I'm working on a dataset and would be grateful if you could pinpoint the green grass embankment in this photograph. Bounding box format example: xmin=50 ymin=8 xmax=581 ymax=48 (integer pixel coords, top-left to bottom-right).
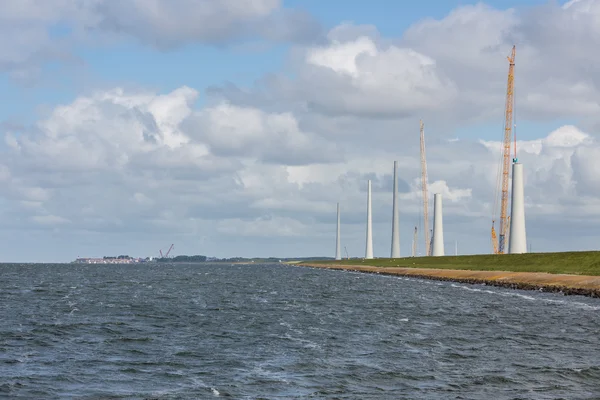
xmin=304 ymin=251 xmax=600 ymax=276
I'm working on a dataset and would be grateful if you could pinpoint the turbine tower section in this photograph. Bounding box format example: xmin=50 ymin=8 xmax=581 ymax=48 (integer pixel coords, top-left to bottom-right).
xmin=412 ymin=226 xmax=417 ymax=257
xmin=431 ymin=193 xmax=445 ymax=256
xmin=335 ymin=202 xmax=342 ymax=260
xmin=391 ymin=161 xmax=401 ymax=258
xmin=420 ymin=120 xmax=430 ymax=256
xmin=365 ymin=180 xmax=374 ymax=259
xmin=508 ymin=163 xmax=527 ymax=253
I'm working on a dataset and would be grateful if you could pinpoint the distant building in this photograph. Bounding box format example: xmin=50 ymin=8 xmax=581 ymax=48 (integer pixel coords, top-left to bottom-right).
xmin=73 ymin=257 xmax=148 ymax=264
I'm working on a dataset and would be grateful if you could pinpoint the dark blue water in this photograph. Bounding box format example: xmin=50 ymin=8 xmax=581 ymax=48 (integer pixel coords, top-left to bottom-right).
xmin=1 ymin=263 xmax=600 ymax=399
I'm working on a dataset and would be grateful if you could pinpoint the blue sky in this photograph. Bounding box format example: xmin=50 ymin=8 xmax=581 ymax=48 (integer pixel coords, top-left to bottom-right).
xmin=0 ymin=0 xmax=598 ymax=262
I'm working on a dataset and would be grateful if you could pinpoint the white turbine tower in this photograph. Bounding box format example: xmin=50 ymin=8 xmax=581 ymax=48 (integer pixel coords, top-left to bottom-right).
xmin=391 ymin=161 xmax=400 ymax=258
xmin=335 ymin=202 xmax=341 ymax=260
xmin=365 ymin=180 xmax=374 ymax=259
xmin=508 ymin=162 xmax=527 ymax=253
xmin=431 ymin=193 xmax=445 ymax=256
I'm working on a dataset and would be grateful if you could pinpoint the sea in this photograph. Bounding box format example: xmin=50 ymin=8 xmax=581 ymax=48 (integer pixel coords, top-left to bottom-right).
xmin=1 ymin=262 xmax=600 ymax=399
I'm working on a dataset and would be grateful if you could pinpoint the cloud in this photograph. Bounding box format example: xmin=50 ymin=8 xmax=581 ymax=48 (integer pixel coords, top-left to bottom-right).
xmin=217 ymin=215 xmax=308 ymax=237
xmin=401 ymin=1 xmax=600 ymax=122
xmin=0 ymin=0 xmax=95 ymax=82
xmin=93 ymin=0 xmax=322 ymax=49
xmin=183 ymin=102 xmax=340 ymax=165
xmin=257 ymin=23 xmax=458 ymax=119
xmin=6 ymin=86 xmax=199 ymax=171
xmin=0 ymin=0 xmax=322 ymax=83
xmin=31 ymin=214 xmax=71 ymax=225
xmin=3 ymin=84 xmax=600 ymax=259
xmin=1 ymin=86 xmax=339 ymax=237
xmin=212 ymin=1 xmax=600 ymax=130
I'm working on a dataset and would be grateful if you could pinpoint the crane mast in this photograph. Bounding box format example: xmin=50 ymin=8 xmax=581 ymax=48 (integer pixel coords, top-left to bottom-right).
xmin=419 ymin=120 xmax=430 ymax=256
xmin=492 ymin=45 xmax=516 ymax=254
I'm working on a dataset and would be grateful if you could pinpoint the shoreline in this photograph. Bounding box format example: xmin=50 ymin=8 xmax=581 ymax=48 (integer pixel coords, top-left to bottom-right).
xmin=299 ymin=263 xmax=600 ymax=298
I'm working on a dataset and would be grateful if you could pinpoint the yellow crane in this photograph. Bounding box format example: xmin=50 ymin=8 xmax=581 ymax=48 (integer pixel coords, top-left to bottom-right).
xmin=420 ymin=120 xmax=430 ymax=256
xmin=492 ymin=45 xmax=516 ymax=254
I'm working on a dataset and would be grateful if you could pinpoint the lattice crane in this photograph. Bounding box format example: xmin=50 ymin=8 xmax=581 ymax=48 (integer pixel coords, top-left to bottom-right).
xmin=420 ymin=120 xmax=430 ymax=256
xmin=492 ymin=45 xmax=516 ymax=254
xmin=160 ymin=244 xmax=174 ymax=258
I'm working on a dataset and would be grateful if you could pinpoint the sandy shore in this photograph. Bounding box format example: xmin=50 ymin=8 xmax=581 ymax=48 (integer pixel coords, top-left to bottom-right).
xmin=299 ymin=263 xmax=600 ymax=298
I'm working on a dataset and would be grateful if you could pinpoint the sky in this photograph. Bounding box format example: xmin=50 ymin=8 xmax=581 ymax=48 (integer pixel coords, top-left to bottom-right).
xmin=1 ymin=0 xmax=599 ymax=262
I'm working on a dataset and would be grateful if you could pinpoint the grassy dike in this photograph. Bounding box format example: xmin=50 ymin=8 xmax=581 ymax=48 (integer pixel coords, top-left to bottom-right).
xmin=298 ymin=251 xmax=600 ymax=298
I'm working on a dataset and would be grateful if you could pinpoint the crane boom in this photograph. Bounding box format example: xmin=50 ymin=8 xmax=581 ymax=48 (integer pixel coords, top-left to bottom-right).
xmin=499 ymin=45 xmax=516 ymax=254
xmin=165 ymin=244 xmax=174 ymax=258
xmin=492 ymin=45 xmax=516 ymax=254
xmin=420 ymin=120 xmax=430 ymax=256
xmin=491 ymin=225 xmax=498 ymax=254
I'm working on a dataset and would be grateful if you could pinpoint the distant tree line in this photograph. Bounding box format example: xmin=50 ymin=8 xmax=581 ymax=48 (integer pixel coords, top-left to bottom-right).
xmin=153 ymin=255 xmax=333 ymax=263
xmin=103 ymin=255 xmax=131 ymax=259
xmin=211 ymin=256 xmax=334 ymax=262
xmin=156 ymin=255 xmax=207 ymax=263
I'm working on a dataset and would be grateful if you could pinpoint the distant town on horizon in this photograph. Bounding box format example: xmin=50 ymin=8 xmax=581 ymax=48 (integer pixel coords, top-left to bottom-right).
xmin=72 ymin=255 xmax=336 ymax=264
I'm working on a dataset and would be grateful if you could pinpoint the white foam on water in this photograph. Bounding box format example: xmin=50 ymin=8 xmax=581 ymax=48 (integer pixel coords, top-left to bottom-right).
xmin=448 ymin=282 xmax=600 ymax=310
xmin=538 ymin=298 xmax=600 ymax=311
xmin=338 ymin=268 xmax=600 ymax=310
xmin=506 ymin=292 xmax=537 ymax=301
xmin=250 ymin=294 xmax=269 ymax=304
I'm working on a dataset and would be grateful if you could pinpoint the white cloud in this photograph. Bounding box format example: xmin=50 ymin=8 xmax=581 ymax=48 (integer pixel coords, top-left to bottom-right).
xmin=0 ymin=87 xmax=340 ymax=240
xmin=94 ymin=0 xmax=283 ymax=48
xmin=186 ymin=103 xmax=339 ymax=165
xmin=307 ymin=35 xmax=378 ymax=77
xmin=210 ymin=1 xmax=600 ymax=130
xmin=0 ymin=0 xmax=321 ymax=83
xmin=31 ymin=214 xmax=71 ymax=225
xmin=8 ymin=86 xmax=199 ymax=172
xmin=401 ymin=1 xmax=600 ymax=122
xmin=0 ymin=0 xmax=95 ymax=81
xmin=279 ymin=25 xmax=458 ymax=118
xmin=217 ymin=215 xmax=308 ymax=237
xmin=3 ymin=83 xmax=600 ymax=259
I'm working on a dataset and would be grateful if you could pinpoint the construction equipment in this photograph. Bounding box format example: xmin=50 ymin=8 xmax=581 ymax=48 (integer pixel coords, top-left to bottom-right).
xmin=420 ymin=119 xmax=430 ymax=256
xmin=160 ymin=244 xmax=174 ymax=258
xmin=492 ymin=45 xmax=516 ymax=254
xmin=344 ymin=246 xmax=349 ymax=259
